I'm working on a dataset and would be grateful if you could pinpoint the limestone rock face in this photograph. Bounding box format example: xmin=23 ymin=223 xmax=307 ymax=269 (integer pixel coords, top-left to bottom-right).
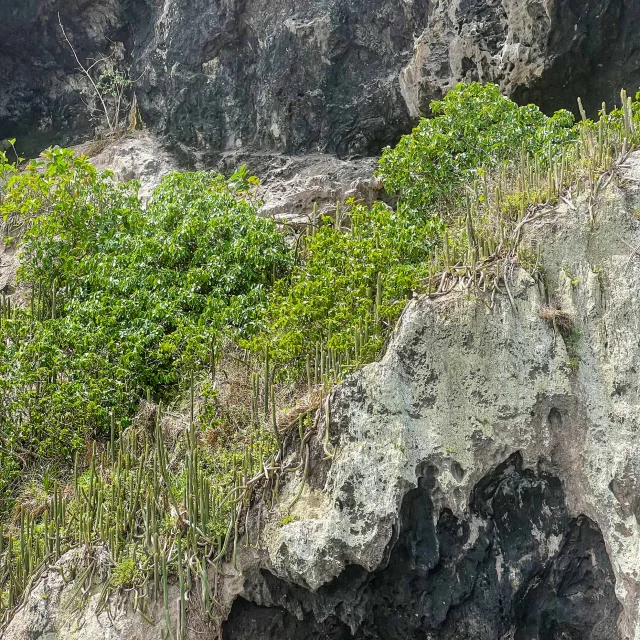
xmin=8 ymin=155 xmax=640 ymax=639
xmin=78 ymin=132 xmax=381 ymax=220
xmin=222 ymin=155 xmax=640 ymax=640
xmin=78 ymin=132 xmax=179 ymax=203
xmin=1 ymin=548 xmax=176 ymax=640
xmin=2 ymin=0 xmax=640 ymax=159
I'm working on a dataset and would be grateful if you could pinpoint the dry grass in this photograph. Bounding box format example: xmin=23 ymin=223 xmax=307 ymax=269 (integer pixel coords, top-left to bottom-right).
xmin=134 ymin=343 xmax=321 ymax=459
xmin=8 ymin=473 xmax=74 ymax=526
xmin=539 ymin=304 xmax=574 ymax=333
xmin=80 ymin=129 xmax=126 ymax=158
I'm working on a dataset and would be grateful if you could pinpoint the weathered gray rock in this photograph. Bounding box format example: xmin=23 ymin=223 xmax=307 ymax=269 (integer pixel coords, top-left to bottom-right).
xmin=222 ymin=154 xmax=640 ymax=639
xmin=253 ymin=154 xmax=381 ymax=222
xmin=2 ymin=548 xmax=171 ymax=640
xmin=3 ymin=0 xmax=640 ymax=159
xmin=9 ymin=154 xmax=640 ymax=639
xmin=79 ymin=132 xmax=179 ymax=203
xmin=80 ymin=132 xmax=381 ymax=221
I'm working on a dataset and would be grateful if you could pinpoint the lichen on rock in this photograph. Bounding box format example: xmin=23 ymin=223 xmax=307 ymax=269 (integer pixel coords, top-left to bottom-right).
xmin=220 ymin=154 xmax=640 ymax=639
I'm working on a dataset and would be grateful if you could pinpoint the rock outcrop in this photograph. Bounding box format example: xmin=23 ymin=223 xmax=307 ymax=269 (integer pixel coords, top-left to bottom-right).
xmin=77 ymin=132 xmax=179 ymax=202
xmin=77 ymin=132 xmax=381 ymax=220
xmin=7 ymin=154 xmax=640 ymax=639
xmin=220 ymin=154 xmax=640 ymax=639
xmin=3 ymin=0 xmax=640 ymax=160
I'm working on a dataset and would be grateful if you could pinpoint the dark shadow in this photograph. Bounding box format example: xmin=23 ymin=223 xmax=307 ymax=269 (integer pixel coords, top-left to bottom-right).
xmin=223 ymin=453 xmax=621 ymax=639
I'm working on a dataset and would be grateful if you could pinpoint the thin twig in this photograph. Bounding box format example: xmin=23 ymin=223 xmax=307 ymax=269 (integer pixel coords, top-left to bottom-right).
xmin=58 ymin=13 xmax=113 ymax=132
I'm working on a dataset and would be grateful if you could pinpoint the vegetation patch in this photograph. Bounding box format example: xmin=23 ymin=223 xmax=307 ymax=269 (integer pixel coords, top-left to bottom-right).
xmin=378 ymin=82 xmax=577 ymax=214
xmin=539 ymin=305 xmax=575 ymax=334
xmin=1 ymin=82 xmax=639 ymax=635
xmin=0 ymin=153 xmax=289 ymax=504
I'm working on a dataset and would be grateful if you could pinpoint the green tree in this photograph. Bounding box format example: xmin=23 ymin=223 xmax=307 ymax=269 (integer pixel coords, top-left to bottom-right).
xmin=0 ymin=150 xmax=291 ymax=503
xmin=378 ymin=82 xmax=577 ymax=214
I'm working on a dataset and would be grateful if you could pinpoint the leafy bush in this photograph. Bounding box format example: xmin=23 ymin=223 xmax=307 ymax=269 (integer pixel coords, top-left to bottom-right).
xmin=378 ymin=82 xmax=578 ymax=213
xmin=250 ymin=202 xmax=442 ymax=376
xmin=251 ymin=83 xmax=579 ymax=376
xmin=0 ymin=150 xmax=290 ymax=503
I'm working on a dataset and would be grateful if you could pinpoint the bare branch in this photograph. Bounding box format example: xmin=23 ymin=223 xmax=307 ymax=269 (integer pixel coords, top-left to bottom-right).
xmin=58 ymin=13 xmax=113 ymax=132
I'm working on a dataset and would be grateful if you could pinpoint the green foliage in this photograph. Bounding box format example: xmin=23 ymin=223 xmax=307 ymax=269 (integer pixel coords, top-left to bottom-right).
xmin=110 ymin=555 xmax=138 ymax=589
xmin=96 ymin=69 xmax=133 ymax=101
xmin=378 ymin=82 xmax=578 ymax=213
xmin=564 ymin=327 xmax=582 ymax=372
xmin=0 ymin=150 xmax=290 ymax=505
xmin=250 ymin=201 xmax=442 ymax=375
xmin=0 ymin=148 xmax=17 ymax=184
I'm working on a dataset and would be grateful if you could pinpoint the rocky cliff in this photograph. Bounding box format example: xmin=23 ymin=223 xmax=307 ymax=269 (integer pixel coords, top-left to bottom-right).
xmin=4 ymin=2 xmax=640 ymax=639
xmin=3 ymin=0 xmax=640 ymax=160
xmin=222 ymin=155 xmax=640 ymax=639
xmin=6 ymin=151 xmax=640 ymax=640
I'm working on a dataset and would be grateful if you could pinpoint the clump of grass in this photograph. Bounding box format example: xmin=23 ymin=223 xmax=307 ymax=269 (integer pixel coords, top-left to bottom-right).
xmin=540 ymin=305 xmax=575 ymax=334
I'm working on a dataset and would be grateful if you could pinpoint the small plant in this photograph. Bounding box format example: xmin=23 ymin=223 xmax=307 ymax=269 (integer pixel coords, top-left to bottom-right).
xmin=562 ymin=265 xmax=581 ymax=288
xmin=592 ymin=265 xmax=605 ymax=291
xmin=566 ymin=356 xmax=580 ymax=371
xmin=110 ymin=556 xmax=137 ymax=589
xmin=564 ymin=327 xmax=583 ymax=371
xmin=58 ymin=14 xmax=136 ymax=137
xmin=539 ymin=305 xmax=582 ymax=370
xmin=540 ymin=304 xmax=575 ymax=334
xmin=278 ymin=514 xmax=298 ymax=527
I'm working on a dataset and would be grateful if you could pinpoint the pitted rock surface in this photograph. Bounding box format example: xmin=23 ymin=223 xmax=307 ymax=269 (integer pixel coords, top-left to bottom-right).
xmin=225 ymin=455 xmax=620 ymax=639
xmin=3 ymin=0 xmax=640 ymax=159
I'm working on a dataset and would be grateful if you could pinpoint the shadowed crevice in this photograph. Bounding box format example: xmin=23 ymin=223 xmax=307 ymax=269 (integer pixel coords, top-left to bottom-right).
xmin=223 ymin=453 xmax=621 ymax=639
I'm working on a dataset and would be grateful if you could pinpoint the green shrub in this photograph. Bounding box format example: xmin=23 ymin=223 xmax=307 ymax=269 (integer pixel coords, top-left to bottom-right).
xmin=249 ymin=201 xmax=442 ymax=375
xmin=0 ymin=150 xmax=291 ymax=506
xmin=378 ymin=82 xmax=578 ymax=214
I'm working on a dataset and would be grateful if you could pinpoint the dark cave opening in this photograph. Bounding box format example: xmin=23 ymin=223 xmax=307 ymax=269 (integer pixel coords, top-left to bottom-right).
xmin=223 ymin=453 xmax=621 ymax=640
